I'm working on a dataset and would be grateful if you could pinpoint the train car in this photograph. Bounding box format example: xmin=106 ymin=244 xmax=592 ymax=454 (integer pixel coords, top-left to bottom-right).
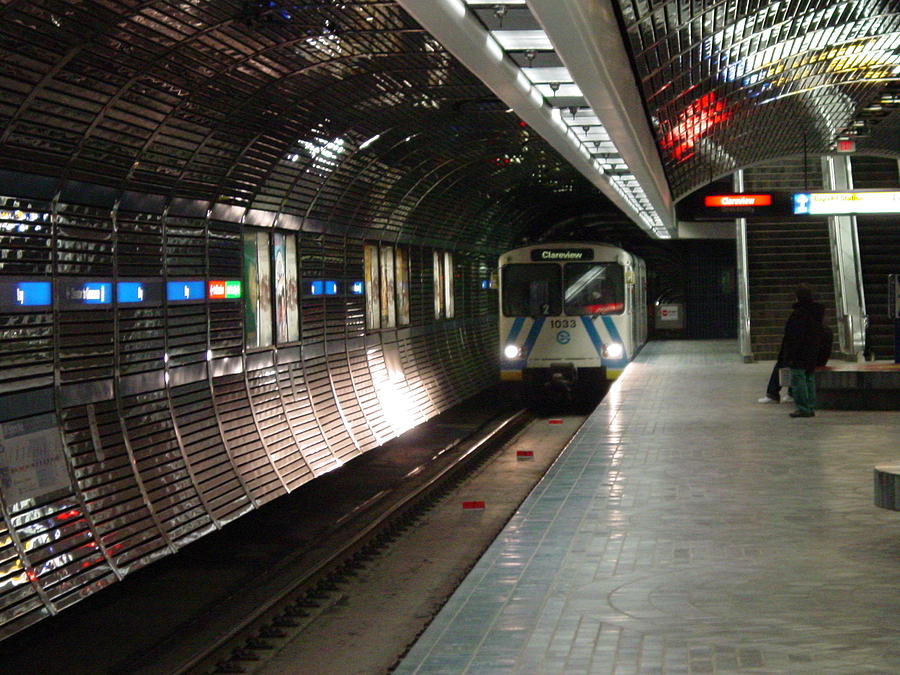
xmin=498 ymin=242 xmax=647 ymax=399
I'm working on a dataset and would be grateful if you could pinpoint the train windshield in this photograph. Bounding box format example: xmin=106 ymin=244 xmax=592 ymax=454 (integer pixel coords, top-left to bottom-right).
xmin=501 ymin=264 xmax=562 ymax=316
xmin=564 ymin=263 xmax=625 ymax=315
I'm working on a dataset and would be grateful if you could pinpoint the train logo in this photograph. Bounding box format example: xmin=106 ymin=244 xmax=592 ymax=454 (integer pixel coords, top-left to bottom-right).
xmin=556 ymin=330 xmax=571 ymax=344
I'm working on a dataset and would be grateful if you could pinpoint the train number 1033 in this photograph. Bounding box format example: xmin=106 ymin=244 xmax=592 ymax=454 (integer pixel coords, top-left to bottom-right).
xmin=549 ymin=319 xmax=577 ymax=328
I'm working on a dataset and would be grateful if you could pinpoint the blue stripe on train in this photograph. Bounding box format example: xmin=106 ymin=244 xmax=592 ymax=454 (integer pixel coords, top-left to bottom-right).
xmin=601 ymin=315 xmax=623 ymax=346
xmin=523 ymin=317 xmax=545 ymax=357
xmin=580 ymin=316 xmax=604 ymax=357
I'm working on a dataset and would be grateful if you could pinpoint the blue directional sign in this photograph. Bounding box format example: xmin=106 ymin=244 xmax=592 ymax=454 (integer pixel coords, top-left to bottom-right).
xmin=58 ymin=280 xmax=113 ymax=308
xmin=5 ymin=281 xmax=52 ymax=309
xmin=80 ymin=282 xmax=112 ymax=304
xmin=310 ymin=280 xmax=339 ymax=296
xmin=118 ymin=282 xmax=146 ymax=303
xmin=166 ymin=280 xmax=206 ymax=302
xmin=350 ymin=281 xmax=364 ymax=295
xmin=793 ymin=193 xmax=811 ymax=215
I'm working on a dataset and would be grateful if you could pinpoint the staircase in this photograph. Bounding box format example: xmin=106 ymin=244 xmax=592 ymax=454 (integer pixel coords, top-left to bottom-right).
xmin=746 ymin=218 xmax=837 ymax=360
xmin=742 ymin=160 xmax=836 ymax=361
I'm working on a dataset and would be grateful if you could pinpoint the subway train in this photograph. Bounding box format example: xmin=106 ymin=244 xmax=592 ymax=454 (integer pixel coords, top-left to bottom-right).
xmin=498 ymin=243 xmax=647 ymax=400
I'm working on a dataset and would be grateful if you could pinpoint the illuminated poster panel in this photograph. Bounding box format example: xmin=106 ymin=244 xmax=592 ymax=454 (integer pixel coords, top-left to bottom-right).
xmin=256 ymin=231 xmax=272 ymax=347
xmin=793 ymin=191 xmax=900 ymax=215
xmin=272 ymin=232 xmax=299 ymax=344
xmin=0 ymin=413 xmax=72 ymax=507
xmin=0 ymin=280 xmax=52 ymax=310
xmin=243 ymin=233 xmax=260 ymax=347
xmin=364 ymin=244 xmax=380 ymax=330
xmin=396 ymin=247 xmax=410 ymax=326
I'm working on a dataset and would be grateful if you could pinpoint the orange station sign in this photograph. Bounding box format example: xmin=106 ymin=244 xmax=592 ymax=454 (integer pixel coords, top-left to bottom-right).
xmin=704 ymin=194 xmax=772 ymax=207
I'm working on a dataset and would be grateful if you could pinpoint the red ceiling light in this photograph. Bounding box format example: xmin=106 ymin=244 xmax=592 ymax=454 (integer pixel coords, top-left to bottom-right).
xmin=661 ymin=92 xmax=732 ymax=162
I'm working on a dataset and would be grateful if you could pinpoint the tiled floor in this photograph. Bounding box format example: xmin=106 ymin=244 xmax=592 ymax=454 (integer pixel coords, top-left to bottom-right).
xmin=396 ymin=340 xmax=900 ymax=674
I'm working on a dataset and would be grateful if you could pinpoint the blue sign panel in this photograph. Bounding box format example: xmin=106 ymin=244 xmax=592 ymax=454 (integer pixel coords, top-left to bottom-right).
xmin=12 ymin=281 xmax=52 ymax=307
xmin=310 ymin=280 xmax=339 ymax=296
xmin=81 ymin=282 xmax=112 ymax=304
xmin=167 ymin=281 xmax=206 ymax=302
xmin=58 ymin=280 xmax=113 ymax=308
xmin=793 ymin=193 xmax=811 ymax=215
xmin=118 ymin=282 xmax=145 ymax=303
xmin=350 ymin=281 xmax=364 ymax=295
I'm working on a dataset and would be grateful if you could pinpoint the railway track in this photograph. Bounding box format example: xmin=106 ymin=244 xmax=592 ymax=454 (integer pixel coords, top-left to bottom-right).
xmin=181 ymin=408 xmax=533 ymax=674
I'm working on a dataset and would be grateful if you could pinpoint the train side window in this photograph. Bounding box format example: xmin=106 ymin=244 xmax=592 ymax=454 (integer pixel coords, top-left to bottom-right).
xmin=563 ymin=263 xmax=624 ymax=315
xmin=501 ymin=264 xmax=562 ymax=317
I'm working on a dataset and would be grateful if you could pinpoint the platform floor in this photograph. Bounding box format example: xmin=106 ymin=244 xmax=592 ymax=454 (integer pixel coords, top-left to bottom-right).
xmin=396 ymin=340 xmax=900 ymax=674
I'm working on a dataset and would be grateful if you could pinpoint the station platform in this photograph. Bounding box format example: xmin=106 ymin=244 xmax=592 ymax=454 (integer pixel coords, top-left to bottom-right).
xmin=396 ymin=340 xmax=900 ymax=674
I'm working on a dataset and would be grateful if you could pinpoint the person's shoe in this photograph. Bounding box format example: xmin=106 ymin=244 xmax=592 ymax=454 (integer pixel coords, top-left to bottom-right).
xmin=789 ymin=411 xmax=815 ymax=418
xmin=758 ymin=396 xmax=778 ymax=403
xmin=782 ymin=394 xmax=794 ymax=403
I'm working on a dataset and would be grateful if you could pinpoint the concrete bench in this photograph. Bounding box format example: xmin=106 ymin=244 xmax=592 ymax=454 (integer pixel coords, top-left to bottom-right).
xmin=816 ymin=363 xmax=900 ymax=410
xmin=874 ymin=464 xmax=900 ymax=511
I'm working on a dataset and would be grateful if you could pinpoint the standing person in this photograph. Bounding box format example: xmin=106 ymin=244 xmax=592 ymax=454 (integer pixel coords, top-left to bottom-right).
xmin=780 ymin=283 xmax=826 ymax=418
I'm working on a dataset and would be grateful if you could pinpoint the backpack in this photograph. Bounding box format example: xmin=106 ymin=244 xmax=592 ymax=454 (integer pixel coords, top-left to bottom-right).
xmin=817 ymin=325 xmax=833 ymax=366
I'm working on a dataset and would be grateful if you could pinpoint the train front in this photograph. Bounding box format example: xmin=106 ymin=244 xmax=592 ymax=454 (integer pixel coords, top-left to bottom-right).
xmin=498 ymin=245 xmax=636 ymax=401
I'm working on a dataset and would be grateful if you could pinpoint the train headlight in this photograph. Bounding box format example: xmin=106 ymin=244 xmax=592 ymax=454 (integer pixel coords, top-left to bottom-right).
xmin=603 ymin=342 xmax=624 ymax=359
xmin=503 ymin=344 xmax=521 ymax=359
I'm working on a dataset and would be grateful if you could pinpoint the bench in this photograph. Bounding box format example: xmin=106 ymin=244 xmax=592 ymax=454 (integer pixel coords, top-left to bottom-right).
xmin=874 ymin=464 xmax=900 ymax=511
xmin=815 ymin=363 xmax=900 ymax=410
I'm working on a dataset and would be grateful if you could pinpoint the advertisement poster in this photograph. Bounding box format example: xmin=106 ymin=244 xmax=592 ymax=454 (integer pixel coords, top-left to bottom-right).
xmin=273 ymin=232 xmax=293 ymax=344
xmin=0 ymin=413 xmax=71 ymax=507
xmin=256 ymin=231 xmax=272 ymax=347
xmin=243 ymin=234 xmax=259 ymax=347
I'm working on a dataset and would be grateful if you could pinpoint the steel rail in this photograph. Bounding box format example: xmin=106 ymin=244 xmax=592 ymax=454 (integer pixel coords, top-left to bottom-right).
xmin=167 ymin=407 xmax=532 ymax=674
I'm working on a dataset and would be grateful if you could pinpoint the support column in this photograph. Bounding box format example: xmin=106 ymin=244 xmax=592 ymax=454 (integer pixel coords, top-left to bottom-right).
xmin=733 ymin=170 xmax=753 ymax=362
xmin=821 ymin=155 xmax=867 ymax=360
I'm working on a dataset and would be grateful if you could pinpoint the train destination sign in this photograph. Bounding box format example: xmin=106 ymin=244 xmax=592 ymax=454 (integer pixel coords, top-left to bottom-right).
xmin=0 ymin=280 xmax=52 ymax=310
xmin=793 ymin=190 xmax=900 ymax=215
xmin=530 ymin=248 xmax=594 ymax=261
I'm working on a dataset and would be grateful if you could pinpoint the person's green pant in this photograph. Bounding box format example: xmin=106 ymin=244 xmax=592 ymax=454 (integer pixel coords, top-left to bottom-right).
xmin=790 ymin=368 xmax=816 ymax=415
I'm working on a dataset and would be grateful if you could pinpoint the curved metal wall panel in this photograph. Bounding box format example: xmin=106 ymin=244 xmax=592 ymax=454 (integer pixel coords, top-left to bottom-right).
xmin=0 ymin=182 xmax=505 ymax=638
xmin=0 ymin=0 xmax=630 ymax=639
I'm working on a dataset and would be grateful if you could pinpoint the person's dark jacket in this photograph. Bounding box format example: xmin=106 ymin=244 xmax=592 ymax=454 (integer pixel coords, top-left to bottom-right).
xmin=779 ymin=299 xmax=826 ymax=372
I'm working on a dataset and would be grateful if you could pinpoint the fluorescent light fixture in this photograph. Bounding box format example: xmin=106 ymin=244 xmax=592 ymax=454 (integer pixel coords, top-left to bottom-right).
xmin=491 ymin=30 xmax=553 ymax=51
xmin=359 ymin=133 xmax=382 ymax=150
xmin=535 ymin=82 xmax=583 ymax=98
xmin=522 ymin=67 xmax=573 ymax=83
